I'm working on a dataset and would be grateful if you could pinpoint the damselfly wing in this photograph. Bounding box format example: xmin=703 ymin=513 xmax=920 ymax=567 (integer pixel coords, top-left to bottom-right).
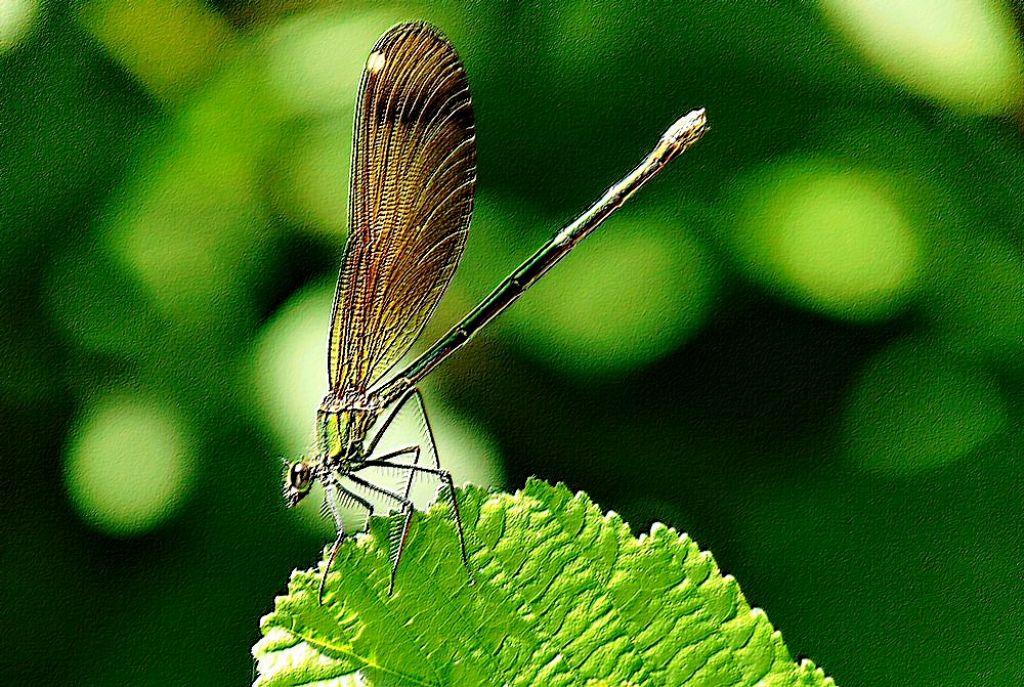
xmin=329 ymin=23 xmax=475 ymax=397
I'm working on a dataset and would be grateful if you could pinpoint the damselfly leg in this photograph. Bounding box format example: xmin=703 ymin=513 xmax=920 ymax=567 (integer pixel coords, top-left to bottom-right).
xmin=346 ymin=473 xmax=416 ymax=595
xmin=360 ymin=458 xmax=472 ymax=585
xmin=318 ymin=483 xmax=374 ymax=603
xmin=348 ymin=388 xmax=471 ymax=593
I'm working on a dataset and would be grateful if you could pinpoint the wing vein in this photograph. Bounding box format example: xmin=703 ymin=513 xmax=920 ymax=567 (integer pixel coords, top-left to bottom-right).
xmin=327 ymin=23 xmax=476 ymax=392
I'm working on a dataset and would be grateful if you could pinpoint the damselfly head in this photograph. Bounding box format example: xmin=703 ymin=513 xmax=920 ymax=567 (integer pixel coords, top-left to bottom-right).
xmin=283 ymin=459 xmax=314 ymax=507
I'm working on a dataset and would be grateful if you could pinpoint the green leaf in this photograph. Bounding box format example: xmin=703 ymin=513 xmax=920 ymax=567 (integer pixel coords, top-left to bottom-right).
xmin=254 ymin=480 xmax=836 ymax=686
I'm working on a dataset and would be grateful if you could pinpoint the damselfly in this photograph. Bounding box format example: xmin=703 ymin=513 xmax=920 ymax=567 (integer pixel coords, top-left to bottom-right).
xmin=282 ymin=22 xmax=708 ymax=601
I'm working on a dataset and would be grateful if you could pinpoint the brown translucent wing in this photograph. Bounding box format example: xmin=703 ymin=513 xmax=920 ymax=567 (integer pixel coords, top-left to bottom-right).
xmin=328 ymin=22 xmax=476 ymax=393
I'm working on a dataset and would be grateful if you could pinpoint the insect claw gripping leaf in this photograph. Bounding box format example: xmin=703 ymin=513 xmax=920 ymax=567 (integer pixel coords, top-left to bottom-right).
xmin=443 ymin=474 xmax=473 ymax=585
xmin=388 ymin=503 xmax=414 ymax=595
xmin=318 ymin=534 xmax=344 ymax=605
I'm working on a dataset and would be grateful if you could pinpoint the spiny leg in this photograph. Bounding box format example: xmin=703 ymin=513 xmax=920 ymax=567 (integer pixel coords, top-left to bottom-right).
xmin=402 ymin=445 xmax=423 ymax=501
xmin=358 ymin=459 xmax=472 ymax=585
xmin=392 ymin=394 xmax=471 ymax=582
xmin=318 ymin=483 xmax=373 ymax=604
xmin=362 ymin=386 xmax=418 ymax=457
xmin=401 ymin=391 xmax=442 ymax=501
xmin=364 ymin=387 xmax=440 ymax=501
xmin=361 ymin=445 xmax=422 ymax=501
xmin=347 ymin=473 xmax=414 ymax=595
xmin=318 ymin=485 xmax=345 ymax=604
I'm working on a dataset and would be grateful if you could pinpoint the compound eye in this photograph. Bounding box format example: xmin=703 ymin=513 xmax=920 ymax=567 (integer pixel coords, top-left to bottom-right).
xmin=289 ymin=462 xmax=311 ymax=492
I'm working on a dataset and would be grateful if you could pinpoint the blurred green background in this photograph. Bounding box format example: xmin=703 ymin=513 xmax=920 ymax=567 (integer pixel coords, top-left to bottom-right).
xmin=3 ymin=0 xmax=1022 ymax=684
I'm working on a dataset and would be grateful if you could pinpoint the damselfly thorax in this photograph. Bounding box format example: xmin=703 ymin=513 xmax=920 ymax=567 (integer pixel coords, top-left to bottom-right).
xmin=315 ymin=391 xmax=379 ymax=465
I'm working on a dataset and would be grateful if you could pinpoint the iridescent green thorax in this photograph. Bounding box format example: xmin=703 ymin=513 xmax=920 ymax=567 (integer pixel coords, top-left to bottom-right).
xmin=316 ymin=396 xmax=377 ymax=472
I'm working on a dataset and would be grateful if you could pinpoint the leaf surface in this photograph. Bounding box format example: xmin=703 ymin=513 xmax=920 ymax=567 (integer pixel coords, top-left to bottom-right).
xmin=254 ymin=480 xmax=836 ymax=687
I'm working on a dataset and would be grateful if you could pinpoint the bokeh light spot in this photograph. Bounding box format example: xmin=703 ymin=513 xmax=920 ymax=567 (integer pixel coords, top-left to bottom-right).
xmin=821 ymin=0 xmax=1024 ymax=114
xmin=105 ymin=58 xmax=276 ymax=323
xmin=268 ymin=118 xmax=350 ymax=237
xmin=843 ymin=338 xmax=1007 ymax=474
xmin=506 ymin=216 xmax=717 ymax=377
xmin=251 ymin=281 xmax=334 ymax=456
xmin=65 ymin=395 xmax=196 ymax=536
xmin=79 ymin=0 xmax=232 ymax=100
xmin=734 ymin=161 xmax=920 ymax=321
xmin=0 ymin=0 xmax=37 ymax=52
xmin=264 ymin=10 xmax=404 ymax=116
